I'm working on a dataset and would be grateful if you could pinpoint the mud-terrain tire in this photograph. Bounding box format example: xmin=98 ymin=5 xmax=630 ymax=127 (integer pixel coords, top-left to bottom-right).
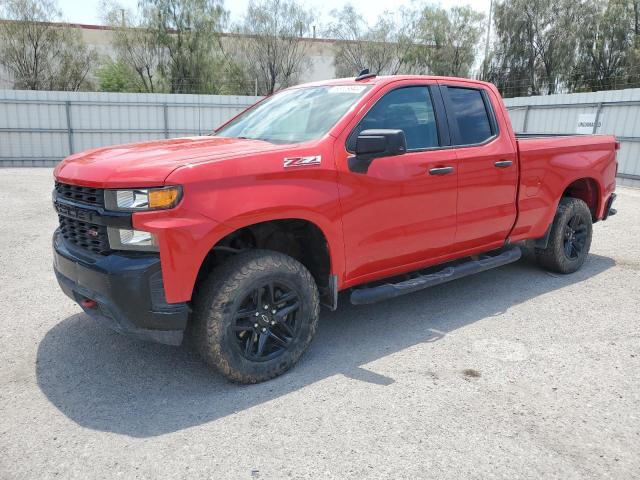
xmin=535 ymin=197 xmax=593 ymax=274
xmin=191 ymin=250 xmax=320 ymax=383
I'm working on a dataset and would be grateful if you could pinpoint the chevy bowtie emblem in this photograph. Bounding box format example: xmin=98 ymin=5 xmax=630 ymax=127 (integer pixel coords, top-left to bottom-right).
xmin=283 ymin=155 xmax=321 ymax=168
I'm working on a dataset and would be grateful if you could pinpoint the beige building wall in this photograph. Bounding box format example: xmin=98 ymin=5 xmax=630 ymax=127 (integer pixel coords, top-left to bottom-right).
xmin=303 ymin=40 xmax=339 ymax=82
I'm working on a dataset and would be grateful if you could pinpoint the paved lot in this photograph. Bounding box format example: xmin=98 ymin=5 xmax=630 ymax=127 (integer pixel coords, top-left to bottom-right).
xmin=0 ymin=168 xmax=639 ymax=479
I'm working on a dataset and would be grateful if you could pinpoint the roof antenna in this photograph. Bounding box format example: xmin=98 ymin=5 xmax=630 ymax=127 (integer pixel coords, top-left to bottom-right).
xmin=355 ymin=68 xmax=376 ymax=81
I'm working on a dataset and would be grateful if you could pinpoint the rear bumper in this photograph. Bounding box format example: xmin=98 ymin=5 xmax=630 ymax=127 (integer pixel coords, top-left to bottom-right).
xmin=53 ymin=231 xmax=188 ymax=345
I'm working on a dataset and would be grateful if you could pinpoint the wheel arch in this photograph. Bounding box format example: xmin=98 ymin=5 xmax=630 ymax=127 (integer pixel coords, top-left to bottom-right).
xmin=560 ymin=176 xmax=602 ymax=221
xmin=195 ymin=215 xmax=341 ymax=308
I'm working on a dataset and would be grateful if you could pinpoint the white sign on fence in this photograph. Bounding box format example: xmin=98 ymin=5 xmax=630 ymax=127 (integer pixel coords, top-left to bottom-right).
xmin=576 ymin=113 xmax=601 ymax=134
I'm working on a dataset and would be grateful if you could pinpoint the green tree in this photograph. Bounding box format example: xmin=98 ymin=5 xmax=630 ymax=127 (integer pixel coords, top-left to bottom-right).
xmin=142 ymin=0 xmax=228 ymax=94
xmin=100 ymin=0 xmax=165 ymax=92
xmin=571 ymin=0 xmax=637 ymax=92
xmin=215 ymin=58 xmax=254 ymax=95
xmin=632 ymin=0 xmax=640 ymax=85
xmin=97 ymin=58 xmax=144 ymax=92
xmin=235 ymin=0 xmax=315 ymax=95
xmin=488 ymin=0 xmax=583 ymax=97
xmin=416 ymin=5 xmax=485 ymax=77
xmin=326 ymin=5 xmax=423 ymax=78
xmin=0 ymin=0 xmax=96 ymax=91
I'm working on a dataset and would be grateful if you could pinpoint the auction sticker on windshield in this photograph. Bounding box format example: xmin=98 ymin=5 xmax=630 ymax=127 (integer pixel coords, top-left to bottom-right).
xmin=328 ymin=86 xmax=368 ymax=94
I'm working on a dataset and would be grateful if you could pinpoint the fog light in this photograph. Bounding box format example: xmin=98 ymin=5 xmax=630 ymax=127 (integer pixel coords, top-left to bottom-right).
xmin=107 ymin=227 xmax=158 ymax=252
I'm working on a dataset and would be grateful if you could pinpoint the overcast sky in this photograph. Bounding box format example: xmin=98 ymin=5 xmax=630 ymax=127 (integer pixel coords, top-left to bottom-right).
xmin=57 ymin=0 xmax=492 ymax=29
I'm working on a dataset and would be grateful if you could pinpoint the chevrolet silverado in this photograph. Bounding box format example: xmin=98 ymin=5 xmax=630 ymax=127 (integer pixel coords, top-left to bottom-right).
xmin=52 ymin=74 xmax=618 ymax=383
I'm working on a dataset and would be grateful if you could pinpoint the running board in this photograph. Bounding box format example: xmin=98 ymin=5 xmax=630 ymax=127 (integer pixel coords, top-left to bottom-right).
xmin=350 ymin=247 xmax=522 ymax=305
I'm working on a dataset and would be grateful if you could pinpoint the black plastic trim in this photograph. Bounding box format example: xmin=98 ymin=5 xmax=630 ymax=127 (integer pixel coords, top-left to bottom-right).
xmin=355 ymin=72 xmax=377 ymax=81
xmin=54 ymin=194 xmax=132 ymax=228
xmin=533 ymin=224 xmax=553 ymax=249
xmin=430 ymin=85 xmax=451 ymax=147
xmin=603 ymin=193 xmax=617 ymax=220
xmin=53 ymin=231 xmax=188 ymax=345
xmin=350 ymin=247 xmax=522 ymax=305
xmin=321 ymin=274 xmax=339 ymax=311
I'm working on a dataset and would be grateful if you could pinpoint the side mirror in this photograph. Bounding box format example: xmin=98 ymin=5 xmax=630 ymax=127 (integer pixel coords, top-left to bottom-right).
xmin=350 ymin=129 xmax=407 ymax=173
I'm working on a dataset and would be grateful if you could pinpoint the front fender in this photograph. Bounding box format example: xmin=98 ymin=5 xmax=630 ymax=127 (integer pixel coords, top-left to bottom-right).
xmin=137 ymin=152 xmax=345 ymax=303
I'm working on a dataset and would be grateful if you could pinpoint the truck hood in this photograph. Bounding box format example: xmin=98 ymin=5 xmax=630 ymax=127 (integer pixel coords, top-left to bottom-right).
xmin=54 ymin=136 xmax=287 ymax=187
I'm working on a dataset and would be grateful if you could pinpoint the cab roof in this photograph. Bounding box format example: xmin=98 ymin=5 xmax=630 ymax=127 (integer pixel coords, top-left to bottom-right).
xmin=293 ymin=75 xmax=493 ymax=90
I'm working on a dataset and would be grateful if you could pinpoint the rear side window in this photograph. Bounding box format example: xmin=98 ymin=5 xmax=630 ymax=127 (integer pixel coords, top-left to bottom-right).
xmin=348 ymin=86 xmax=439 ymax=151
xmin=446 ymin=87 xmax=494 ymax=145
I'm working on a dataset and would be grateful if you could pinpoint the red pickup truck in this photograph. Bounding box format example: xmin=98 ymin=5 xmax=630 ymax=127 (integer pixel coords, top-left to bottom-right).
xmin=53 ymin=74 xmax=618 ymax=383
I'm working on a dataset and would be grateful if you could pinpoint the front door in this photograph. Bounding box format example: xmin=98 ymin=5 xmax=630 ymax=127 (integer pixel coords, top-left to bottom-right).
xmin=335 ymin=83 xmax=458 ymax=284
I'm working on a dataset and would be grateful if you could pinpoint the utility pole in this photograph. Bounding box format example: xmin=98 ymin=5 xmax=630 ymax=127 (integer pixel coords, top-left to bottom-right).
xmin=482 ymin=0 xmax=494 ymax=80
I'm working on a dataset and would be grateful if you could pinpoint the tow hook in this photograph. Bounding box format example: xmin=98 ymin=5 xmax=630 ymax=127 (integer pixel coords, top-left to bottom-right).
xmin=80 ymin=298 xmax=98 ymax=309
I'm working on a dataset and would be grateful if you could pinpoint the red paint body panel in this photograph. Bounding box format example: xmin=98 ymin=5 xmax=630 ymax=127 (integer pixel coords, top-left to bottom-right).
xmin=54 ymin=75 xmax=618 ymax=304
xmin=442 ymin=79 xmax=519 ymax=253
xmin=509 ymin=135 xmax=617 ymax=242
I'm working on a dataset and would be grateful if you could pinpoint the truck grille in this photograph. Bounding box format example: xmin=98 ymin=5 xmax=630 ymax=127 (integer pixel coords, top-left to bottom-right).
xmin=58 ymin=215 xmax=112 ymax=255
xmin=55 ymin=182 xmax=105 ymax=207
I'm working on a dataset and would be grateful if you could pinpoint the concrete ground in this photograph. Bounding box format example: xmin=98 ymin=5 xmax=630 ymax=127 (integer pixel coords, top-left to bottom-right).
xmin=0 ymin=168 xmax=639 ymax=480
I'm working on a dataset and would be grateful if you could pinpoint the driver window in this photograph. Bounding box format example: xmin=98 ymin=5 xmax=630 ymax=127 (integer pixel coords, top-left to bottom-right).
xmin=348 ymin=86 xmax=439 ymax=151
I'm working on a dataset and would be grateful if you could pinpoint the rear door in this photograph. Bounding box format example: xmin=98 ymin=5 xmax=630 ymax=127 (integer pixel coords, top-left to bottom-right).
xmin=439 ymin=81 xmax=518 ymax=251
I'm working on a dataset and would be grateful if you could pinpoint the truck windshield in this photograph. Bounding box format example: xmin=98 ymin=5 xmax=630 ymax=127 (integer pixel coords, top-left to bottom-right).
xmin=215 ymin=85 xmax=371 ymax=144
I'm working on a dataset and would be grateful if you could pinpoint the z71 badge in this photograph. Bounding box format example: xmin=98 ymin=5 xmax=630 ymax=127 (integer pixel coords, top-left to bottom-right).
xmin=283 ymin=155 xmax=321 ymax=168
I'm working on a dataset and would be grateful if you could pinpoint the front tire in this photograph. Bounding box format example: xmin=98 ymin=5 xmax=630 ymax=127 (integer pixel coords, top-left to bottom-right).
xmin=191 ymin=250 xmax=320 ymax=383
xmin=535 ymin=197 xmax=593 ymax=274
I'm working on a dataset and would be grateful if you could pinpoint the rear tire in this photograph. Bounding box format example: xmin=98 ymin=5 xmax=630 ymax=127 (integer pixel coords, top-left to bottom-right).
xmin=535 ymin=197 xmax=593 ymax=274
xmin=191 ymin=250 xmax=320 ymax=383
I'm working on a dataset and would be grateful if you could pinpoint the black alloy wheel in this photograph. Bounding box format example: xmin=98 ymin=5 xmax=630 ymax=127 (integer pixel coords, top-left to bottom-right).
xmin=231 ymin=282 xmax=301 ymax=361
xmin=191 ymin=250 xmax=320 ymax=383
xmin=535 ymin=197 xmax=593 ymax=274
xmin=563 ymin=214 xmax=588 ymax=260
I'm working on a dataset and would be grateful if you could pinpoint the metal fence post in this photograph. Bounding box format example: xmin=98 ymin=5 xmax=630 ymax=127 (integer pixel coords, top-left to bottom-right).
xmin=593 ymin=103 xmax=603 ymax=134
xmin=65 ymin=101 xmax=74 ymax=155
xmin=163 ymin=103 xmax=169 ymax=139
xmin=522 ymin=105 xmax=530 ymax=133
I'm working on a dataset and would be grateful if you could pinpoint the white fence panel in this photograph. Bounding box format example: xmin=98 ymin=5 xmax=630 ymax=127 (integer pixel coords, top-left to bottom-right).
xmin=0 ymin=89 xmax=261 ymax=167
xmin=2 ymin=87 xmax=638 ymax=188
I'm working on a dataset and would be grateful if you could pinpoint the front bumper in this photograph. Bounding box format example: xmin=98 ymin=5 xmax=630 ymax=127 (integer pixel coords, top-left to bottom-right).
xmin=53 ymin=231 xmax=189 ymax=345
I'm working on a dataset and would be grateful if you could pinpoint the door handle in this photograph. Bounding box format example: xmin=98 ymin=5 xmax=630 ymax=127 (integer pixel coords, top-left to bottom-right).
xmin=494 ymin=160 xmax=513 ymax=168
xmin=429 ymin=166 xmax=454 ymax=176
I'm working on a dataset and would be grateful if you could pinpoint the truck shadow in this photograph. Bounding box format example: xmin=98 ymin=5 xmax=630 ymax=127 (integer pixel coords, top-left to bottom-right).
xmin=36 ymin=252 xmax=614 ymax=438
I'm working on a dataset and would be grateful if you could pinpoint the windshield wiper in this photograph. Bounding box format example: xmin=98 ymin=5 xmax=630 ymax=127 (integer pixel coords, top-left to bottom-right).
xmin=236 ymin=136 xmax=275 ymax=143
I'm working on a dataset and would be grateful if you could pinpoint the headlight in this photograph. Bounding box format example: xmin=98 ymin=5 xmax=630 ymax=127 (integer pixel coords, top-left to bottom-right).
xmin=107 ymin=227 xmax=158 ymax=252
xmin=104 ymin=186 xmax=182 ymax=212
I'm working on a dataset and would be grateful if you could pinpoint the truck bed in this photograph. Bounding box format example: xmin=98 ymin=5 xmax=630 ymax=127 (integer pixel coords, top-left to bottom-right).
xmin=510 ymin=133 xmax=617 ymax=244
